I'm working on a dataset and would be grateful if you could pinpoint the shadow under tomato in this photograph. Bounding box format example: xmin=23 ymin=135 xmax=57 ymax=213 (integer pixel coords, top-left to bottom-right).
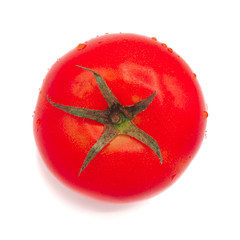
xmin=36 ymin=152 xmax=146 ymax=212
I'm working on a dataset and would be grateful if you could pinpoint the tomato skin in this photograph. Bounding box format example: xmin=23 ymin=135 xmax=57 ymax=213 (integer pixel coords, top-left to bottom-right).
xmin=33 ymin=33 xmax=207 ymax=203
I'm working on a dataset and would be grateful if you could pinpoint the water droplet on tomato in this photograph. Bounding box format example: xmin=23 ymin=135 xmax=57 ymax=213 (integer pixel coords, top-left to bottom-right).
xmin=171 ymin=174 xmax=176 ymax=181
xmin=192 ymin=73 xmax=197 ymax=79
xmin=168 ymin=48 xmax=173 ymax=53
xmin=161 ymin=43 xmax=167 ymax=48
xmin=76 ymin=43 xmax=87 ymax=50
xmin=205 ymin=130 xmax=208 ymax=139
xmin=203 ymin=111 xmax=208 ymax=119
xmin=36 ymin=119 xmax=40 ymax=126
xmin=152 ymin=37 xmax=157 ymax=41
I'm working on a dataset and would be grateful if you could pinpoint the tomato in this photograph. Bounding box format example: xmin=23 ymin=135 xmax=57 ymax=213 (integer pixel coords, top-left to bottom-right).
xmin=33 ymin=33 xmax=207 ymax=203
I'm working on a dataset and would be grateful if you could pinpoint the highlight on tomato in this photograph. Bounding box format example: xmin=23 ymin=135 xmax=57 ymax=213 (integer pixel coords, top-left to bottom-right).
xmin=33 ymin=33 xmax=208 ymax=203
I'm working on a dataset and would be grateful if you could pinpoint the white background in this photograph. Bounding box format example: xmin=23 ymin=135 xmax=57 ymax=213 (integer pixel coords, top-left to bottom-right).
xmin=1 ymin=0 xmax=240 ymax=239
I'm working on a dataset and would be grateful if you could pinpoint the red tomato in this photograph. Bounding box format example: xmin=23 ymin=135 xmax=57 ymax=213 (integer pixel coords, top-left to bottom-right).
xmin=33 ymin=33 xmax=207 ymax=203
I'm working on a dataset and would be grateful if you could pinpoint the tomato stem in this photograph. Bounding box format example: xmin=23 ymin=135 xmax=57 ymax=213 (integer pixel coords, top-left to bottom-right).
xmin=48 ymin=66 xmax=162 ymax=176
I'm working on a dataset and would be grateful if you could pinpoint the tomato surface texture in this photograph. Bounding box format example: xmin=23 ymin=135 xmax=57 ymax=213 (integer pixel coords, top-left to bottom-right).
xmin=33 ymin=33 xmax=207 ymax=203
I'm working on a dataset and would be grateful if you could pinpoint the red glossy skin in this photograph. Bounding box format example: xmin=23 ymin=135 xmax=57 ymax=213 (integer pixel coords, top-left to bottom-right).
xmin=33 ymin=33 xmax=207 ymax=203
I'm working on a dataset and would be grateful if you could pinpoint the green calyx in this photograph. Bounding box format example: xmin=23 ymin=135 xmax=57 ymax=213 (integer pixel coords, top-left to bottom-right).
xmin=48 ymin=66 xmax=162 ymax=176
